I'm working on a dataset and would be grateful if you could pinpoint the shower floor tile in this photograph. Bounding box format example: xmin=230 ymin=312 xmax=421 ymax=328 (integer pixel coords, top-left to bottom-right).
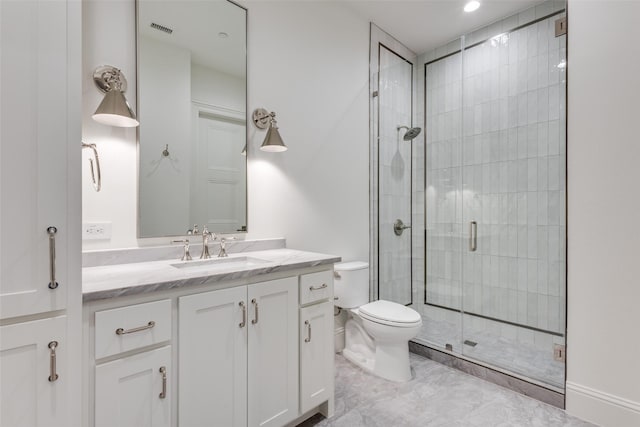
xmin=298 ymin=354 xmax=594 ymax=427
xmin=414 ymin=312 xmax=565 ymax=389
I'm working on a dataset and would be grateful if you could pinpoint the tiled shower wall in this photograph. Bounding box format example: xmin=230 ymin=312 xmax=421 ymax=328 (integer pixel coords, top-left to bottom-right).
xmin=417 ymin=1 xmax=566 ymax=335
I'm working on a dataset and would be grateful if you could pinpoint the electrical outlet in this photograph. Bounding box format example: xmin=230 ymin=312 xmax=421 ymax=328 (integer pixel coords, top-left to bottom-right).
xmin=83 ymin=222 xmax=112 ymax=240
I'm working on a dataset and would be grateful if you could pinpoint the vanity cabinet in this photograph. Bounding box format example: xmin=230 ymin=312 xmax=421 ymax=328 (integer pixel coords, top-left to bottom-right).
xmin=84 ymin=265 xmax=336 ymax=427
xmin=91 ymin=300 xmax=173 ymax=427
xmin=179 ymin=277 xmax=299 ymax=427
xmin=95 ymin=346 xmax=172 ymax=427
xmin=299 ymin=271 xmax=335 ymax=415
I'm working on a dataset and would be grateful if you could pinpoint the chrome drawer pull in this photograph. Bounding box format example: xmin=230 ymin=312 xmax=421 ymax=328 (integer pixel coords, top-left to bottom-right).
xmin=304 ymin=320 xmax=311 ymax=343
xmin=159 ymin=366 xmax=167 ymax=399
xmin=309 ymin=283 xmax=327 ymax=291
xmin=47 ymin=227 xmax=59 ymax=289
xmin=115 ymin=321 xmax=156 ymax=335
xmin=251 ymin=299 xmax=259 ymax=324
xmin=48 ymin=341 xmax=59 ymax=382
xmin=239 ymin=301 xmax=246 ymax=328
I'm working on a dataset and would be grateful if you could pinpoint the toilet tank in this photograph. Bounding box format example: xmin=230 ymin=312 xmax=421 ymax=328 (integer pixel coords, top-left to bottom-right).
xmin=333 ymin=261 xmax=369 ymax=308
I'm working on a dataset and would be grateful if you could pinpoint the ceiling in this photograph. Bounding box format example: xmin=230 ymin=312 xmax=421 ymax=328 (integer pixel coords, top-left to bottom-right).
xmin=138 ymin=0 xmax=246 ymax=77
xmin=343 ymin=0 xmax=546 ymax=54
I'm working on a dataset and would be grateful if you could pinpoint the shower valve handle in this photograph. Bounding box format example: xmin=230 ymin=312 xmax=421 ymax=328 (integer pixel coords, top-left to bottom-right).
xmin=393 ymin=219 xmax=411 ymax=236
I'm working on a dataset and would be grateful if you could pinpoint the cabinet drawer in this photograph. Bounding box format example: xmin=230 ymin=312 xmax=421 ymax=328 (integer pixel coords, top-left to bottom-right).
xmin=299 ymin=270 xmax=333 ymax=305
xmin=95 ymin=299 xmax=171 ymax=359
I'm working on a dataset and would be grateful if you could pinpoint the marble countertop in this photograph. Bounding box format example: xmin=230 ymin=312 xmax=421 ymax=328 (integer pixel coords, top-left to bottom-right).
xmin=83 ymin=248 xmax=341 ymax=302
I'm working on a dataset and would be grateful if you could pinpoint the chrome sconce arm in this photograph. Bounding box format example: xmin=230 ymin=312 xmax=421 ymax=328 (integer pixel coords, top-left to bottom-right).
xmin=82 ymin=142 xmax=102 ymax=192
xmin=252 ymin=108 xmax=287 ymax=152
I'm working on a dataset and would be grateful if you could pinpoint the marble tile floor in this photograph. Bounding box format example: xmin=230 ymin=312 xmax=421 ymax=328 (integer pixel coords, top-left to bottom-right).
xmin=298 ymin=354 xmax=595 ymax=427
xmin=415 ymin=313 xmax=565 ymax=389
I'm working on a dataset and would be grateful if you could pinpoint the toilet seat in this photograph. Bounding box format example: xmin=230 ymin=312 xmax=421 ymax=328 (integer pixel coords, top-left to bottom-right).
xmin=358 ymin=300 xmax=422 ymax=328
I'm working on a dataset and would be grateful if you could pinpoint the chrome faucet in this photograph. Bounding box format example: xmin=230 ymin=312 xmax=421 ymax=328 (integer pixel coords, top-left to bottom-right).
xmin=200 ymin=226 xmax=216 ymax=259
xmin=172 ymin=239 xmax=192 ymax=261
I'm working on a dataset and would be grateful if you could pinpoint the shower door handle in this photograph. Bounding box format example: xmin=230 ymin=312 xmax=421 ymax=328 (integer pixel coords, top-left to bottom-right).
xmin=469 ymin=221 xmax=477 ymax=252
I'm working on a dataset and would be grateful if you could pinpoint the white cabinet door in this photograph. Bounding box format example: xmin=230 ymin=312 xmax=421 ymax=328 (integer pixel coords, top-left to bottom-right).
xmin=0 ymin=316 xmax=67 ymax=427
xmin=299 ymin=301 xmax=334 ymax=414
xmin=247 ymin=277 xmax=299 ymax=427
xmin=95 ymin=346 xmax=171 ymax=427
xmin=0 ymin=0 xmax=71 ymax=319
xmin=179 ymin=286 xmax=247 ymax=427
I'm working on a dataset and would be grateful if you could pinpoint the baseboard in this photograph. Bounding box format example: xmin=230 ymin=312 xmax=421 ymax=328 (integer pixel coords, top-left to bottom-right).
xmin=565 ymin=381 xmax=640 ymax=427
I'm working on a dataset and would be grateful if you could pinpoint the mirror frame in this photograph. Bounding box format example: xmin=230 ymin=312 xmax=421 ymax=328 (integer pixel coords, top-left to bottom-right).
xmin=135 ymin=0 xmax=248 ymax=239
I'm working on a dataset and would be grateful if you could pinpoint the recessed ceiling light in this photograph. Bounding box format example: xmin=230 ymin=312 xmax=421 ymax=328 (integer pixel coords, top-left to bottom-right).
xmin=464 ymin=1 xmax=481 ymax=13
xmin=218 ymin=32 xmax=229 ymax=39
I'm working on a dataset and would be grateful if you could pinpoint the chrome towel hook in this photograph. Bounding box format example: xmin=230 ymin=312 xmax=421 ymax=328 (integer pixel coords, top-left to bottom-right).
xmin=82 ymin=141 xmax=102 ymax=192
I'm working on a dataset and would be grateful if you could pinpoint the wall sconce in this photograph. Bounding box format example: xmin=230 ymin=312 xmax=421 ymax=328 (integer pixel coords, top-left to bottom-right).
xmin=92 ymin=65 xmax=139 ymax=127
xmin=252 ymin=108 xmax=287 ymax=152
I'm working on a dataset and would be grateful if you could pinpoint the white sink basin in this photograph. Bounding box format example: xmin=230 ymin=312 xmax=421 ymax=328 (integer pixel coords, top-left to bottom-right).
xmin=170 ymin=256 xmax=271 ymax=272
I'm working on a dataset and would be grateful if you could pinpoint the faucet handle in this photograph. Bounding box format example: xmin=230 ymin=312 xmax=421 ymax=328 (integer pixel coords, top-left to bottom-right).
xmin=192 ymin=224 xmax=199 ymax=234
xmin=172 ymin=239 xmax=192 ymax=261
xmin=217 ymin=236 xmax=236 ymax=258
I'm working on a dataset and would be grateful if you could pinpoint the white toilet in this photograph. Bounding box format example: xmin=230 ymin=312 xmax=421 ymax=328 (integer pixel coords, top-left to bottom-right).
xmin=334 ymin=261 xmax=422 ymax=382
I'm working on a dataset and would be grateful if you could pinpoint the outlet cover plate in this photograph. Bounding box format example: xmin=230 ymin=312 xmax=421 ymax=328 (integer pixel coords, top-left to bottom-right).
xmin=83 ymin=222 xmax=112 ymax=240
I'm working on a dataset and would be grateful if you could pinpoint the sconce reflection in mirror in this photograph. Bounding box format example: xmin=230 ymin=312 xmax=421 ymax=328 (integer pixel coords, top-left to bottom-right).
xmin=252 ymin=108 xmax=287 ymax=152
xmin=92 ymin=65 xmax=139 ymax=127
xmin=82 ymin=142 xmax=102 ymax=192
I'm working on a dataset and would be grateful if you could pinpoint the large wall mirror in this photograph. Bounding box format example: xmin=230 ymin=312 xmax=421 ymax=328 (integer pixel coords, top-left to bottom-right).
xmin=137 ymin=0 xmax=247 ymax=238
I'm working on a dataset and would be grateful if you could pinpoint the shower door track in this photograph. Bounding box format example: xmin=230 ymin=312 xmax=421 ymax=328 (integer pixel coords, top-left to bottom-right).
xmin=421 ymin=302 xmax=565 ymax=337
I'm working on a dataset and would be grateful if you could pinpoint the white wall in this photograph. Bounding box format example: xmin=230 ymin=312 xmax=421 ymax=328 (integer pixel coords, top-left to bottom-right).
xmin=246 ymin=0 xmax=369 ymax=261
xmin=192 ymin=63 xmax=245 ymax=112
xmin=82 ymin=0 xmax=138 ymax=249
xmin=82 ymin=0 xmax=370 ymax=262
xmin=566 ymin=1 xmax=640 ymax=425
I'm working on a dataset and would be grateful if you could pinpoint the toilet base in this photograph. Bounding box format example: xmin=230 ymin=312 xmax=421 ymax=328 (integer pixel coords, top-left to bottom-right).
xmin=342 ymin=318 xmax=415 ymax=382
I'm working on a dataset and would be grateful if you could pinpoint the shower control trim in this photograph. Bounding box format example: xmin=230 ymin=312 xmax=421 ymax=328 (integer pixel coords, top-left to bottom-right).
xmin=393 ymin=219 xmax=411 ymax=236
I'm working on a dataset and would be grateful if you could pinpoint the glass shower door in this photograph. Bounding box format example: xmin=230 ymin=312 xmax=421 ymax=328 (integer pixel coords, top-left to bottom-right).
xmin=459 ymin=12 xmax=567 ymax=388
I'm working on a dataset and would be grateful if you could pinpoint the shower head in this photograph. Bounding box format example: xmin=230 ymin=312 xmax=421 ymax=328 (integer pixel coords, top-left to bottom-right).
xmin=397 ymin=125 xmax=422 ymax=141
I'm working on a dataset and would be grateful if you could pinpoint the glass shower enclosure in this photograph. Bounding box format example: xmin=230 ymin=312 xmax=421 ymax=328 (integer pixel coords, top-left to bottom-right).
xmin=372 ymin=1 xmax=567 ymax=391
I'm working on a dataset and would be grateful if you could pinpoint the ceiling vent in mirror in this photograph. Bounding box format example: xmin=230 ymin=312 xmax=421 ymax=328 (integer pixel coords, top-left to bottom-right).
xmin=150 ymin=22 xmax=173 ymax=34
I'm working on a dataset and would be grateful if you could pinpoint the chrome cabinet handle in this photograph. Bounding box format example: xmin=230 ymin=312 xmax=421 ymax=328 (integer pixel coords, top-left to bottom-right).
xmin=251 ymin=299 xmax=259 ymax=324
xmin=47 ymin=227 xmax=59 ymax=289
xmin=48 ymin=341 xmax=59 ymax=382
xmin=304 ymin=320 xmax=311 ymax=343
xmin=159 ymin=366 xmax=167 ymax=399
xmin=469 ymin=221 xmax=477 ymax=252
xmin=309 ymin=283 xmax=328 ymax=291
xmin=239 ymin=301 xmax=246 ymax=328
xmin=115 ymin=321 xmax=155 ymax=335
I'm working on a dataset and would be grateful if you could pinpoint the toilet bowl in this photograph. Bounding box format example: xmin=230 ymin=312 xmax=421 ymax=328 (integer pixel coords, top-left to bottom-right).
xmin=334 ymin=262 xmax=423 ymax=382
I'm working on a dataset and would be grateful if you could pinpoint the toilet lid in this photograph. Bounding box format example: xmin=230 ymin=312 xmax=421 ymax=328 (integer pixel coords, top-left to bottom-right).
xmin=359 ymin=300 xmax=421 ymax=325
